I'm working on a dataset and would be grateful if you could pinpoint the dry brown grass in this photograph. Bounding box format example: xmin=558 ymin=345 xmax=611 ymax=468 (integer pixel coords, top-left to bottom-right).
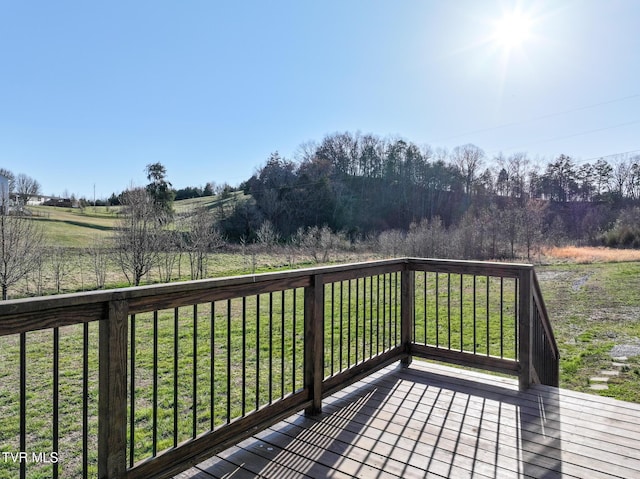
xmin=543 ymin=246 xmax=640 ymax=263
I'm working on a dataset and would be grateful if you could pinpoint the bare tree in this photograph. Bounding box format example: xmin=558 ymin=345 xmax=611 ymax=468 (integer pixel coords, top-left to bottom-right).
xmin=256 ymin=219 xmax=280 ymax=251
xmin=521 ymin=200 xmax=546 ymax=260
xmin=157 ymin=230 xmax=181 ymax=283
xmin=496 ymin=152 xmax=530 ymax=200
xmin=181 ymin=207 xmax=225 ymax=280
xmin=0 ymin=212 xmax=44 ymax=299
xmin=295 ymin=225 xmax=345 ymax=263
xmin=14 ymin=173 xmax=41 ymax=205
xmin=114 ymin=187 xmax=160 ymax=286
xmin=87 ymin=238 xmax=110 ymax=289
xmin=49 ymin=247 xmax=73 ymax=294
xmin=451 ymin=144 xmax=485 ymax=195
xmin=611 ymin=158 xmax=631 ymax=197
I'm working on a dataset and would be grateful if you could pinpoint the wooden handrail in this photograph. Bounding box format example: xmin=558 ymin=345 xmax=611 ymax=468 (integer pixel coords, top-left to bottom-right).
xmin=532 ymin=270 xmax=559 ymax=359
xmin=0 ymin=257 xmax=559 ymax=479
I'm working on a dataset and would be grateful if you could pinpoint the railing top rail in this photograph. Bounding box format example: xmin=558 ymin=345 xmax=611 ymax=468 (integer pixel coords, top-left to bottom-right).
xmin=532 ymin=269 xmax=560 ymax=359
xmin=406 ymin=257 xmax=533 ymax=278
xmin=0 ymin=259 xmax=408 ymax=334
xmin=0 ymin=257 xmax=537 ymax=337
xmin=0 ymin=258 xmax=406 ymax=309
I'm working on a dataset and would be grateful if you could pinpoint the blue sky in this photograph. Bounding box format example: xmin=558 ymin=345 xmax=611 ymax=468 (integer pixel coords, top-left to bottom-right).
xmin=1 ymin=0 xmax=639 ymax=199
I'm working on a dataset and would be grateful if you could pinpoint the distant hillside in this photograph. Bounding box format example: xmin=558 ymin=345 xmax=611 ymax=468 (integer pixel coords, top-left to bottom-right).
xmin=26 ymin=192 xmax=248 ymax=248
xmin=173 ymin=191 xmax=245 ymax=215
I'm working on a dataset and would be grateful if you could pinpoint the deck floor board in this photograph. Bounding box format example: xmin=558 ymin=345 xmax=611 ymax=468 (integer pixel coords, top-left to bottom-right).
xmin=177 ymin=361 xmax=640 ymax=479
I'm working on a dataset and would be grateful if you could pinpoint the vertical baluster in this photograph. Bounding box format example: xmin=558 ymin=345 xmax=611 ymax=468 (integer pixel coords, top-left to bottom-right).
xmin=255 ymin=295 xmax=260 ymax=410
xmin=514 ymin=280 xmax=518 ymax=360
xmin=242 ymin=297 xmax=246 ymax=416
xmin=53 ymin=328 xmax=59 ymax=479
xmin=473 ymin=276 xmax=477 ymax=354
xmin=376 ymin=275 xmax=380 ymax=355
xmin=210 ymin=302 xmax=215 ymax=430
xmin=152 ymin=311 xmax=158 ymax=455
xmin=390 ymin=273 xmax=395 ymax=349
xmin=382 ymin=274 xmax=387 ymax=351
xmin=192 ymin=305 xmax=197 ymax=438
xmin=173 ymin=308 xmax=178 ymax=447
xmin=500 ymin=278 xmax=504 ymax=358
xmin=388 ymin=273 xmax=392 ymax=348
xmin=355 ymin=278 xmax=359 ymax=364
xmin=339 ymin=281 xmax=344 ymax=370
xmin=424 ymin=271 xmax=427 ymax=345
xmin=292 ymin=290 xmax=297 ymax=394
xmin=82 ymin=322 xmax=89 ymax=479
xmin=281 ymin=290 xmax=285 ymax=399
xmin=362 ymin=277 xmax=367 ymax=361
xmin=395 ymin=272 xmax=399 ymax=346
xmin=226 ymin=299 xmax=231 ymax=423
xmin=20 ymin=333 xmax=25 ymax=479
xmin=369 ymin=276 xmax=373 ymax=358
xmin=447 ymin=273 xmax=451 ymax=350
xmin=460 ymin=275 xmax=464 ymax=352
xmin=435 ymin=273 xmax=439 ymax=348
xmin=416 ymin=275 xmax=419 ymax=343
xmin=486 ymin=277 xmax=490 ymax=356
xmin=129 ymin=314 xmax=135 ymax=467
xmin=269 ymin=292 xmax=273 ymax=404
xmin=331 ymin=283 xmax=335 ymax=375
xmin=348 ymin=279 xmax=352 ymax=366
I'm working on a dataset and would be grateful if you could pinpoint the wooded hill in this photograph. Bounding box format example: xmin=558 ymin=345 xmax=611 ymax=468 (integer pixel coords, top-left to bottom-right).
xmin=214 ymin=132 xmax=640 ymax=253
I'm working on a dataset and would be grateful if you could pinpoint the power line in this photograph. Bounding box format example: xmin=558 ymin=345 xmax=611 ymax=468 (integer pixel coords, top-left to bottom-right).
xmin=489 ymin=119 xmax=640 ymax=156
xmin=431 ymin=93 xmax=640 ymax=143
xmin=581 ymin=149 xmax=640 ymax=164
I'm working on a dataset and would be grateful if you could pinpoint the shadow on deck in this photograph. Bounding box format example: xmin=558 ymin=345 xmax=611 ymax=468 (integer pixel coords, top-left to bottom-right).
xmin=177 ymin=361 xmax=640 ymax=479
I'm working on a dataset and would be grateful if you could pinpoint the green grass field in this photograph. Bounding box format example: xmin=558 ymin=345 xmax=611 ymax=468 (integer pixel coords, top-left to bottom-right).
xmin=23 ymin=194 xmax=246 ymax=249
xmin=3 ymin=259 xmax=639 ymax=478
xmin=28 ymin=206 xmax=119 ymax=247
xmin=2 ymin=203 xmax=640 ymax=477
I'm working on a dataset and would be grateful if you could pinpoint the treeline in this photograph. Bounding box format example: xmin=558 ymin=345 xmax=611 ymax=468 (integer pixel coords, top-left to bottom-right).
xmin=221 ymin=132 xmax=640 ymax=254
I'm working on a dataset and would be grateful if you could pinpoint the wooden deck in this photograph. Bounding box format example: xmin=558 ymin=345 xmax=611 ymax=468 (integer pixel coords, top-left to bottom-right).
xmin=174 ymin=361 xmax=640 ymax=479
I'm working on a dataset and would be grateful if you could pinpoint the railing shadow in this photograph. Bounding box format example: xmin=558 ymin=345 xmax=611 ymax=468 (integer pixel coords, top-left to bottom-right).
xmin=519 ymin=386 xmax=563 ymax=479
xmin=193 ymin=363 xmax=563 ymax=478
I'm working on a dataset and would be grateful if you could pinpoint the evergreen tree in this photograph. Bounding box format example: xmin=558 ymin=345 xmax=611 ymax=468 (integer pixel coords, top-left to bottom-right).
xmin=145 ymin=162 xmax=175 ymax=222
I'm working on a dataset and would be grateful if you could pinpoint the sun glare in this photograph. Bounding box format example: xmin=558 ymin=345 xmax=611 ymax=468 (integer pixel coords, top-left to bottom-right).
xmin=493 ymin=11 xmax=533 ymax=50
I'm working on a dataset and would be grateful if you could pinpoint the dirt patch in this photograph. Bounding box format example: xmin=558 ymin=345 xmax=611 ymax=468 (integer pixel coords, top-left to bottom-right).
xmin=572 ymin=273 xmax=593 ymax=291
xmin=535 ymin=270 xmax=572 ymax=282
xmin=588 ymin=306 xmax=640 ymax=322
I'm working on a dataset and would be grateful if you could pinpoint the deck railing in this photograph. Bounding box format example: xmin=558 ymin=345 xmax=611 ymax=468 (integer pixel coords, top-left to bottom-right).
xmin=0 ymin=258 xmax=558 ymax=479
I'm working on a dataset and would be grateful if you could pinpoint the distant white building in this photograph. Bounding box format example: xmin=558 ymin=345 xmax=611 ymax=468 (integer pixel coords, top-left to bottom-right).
xmin=26 ymin=194 xmax=54 ymax=206
xmin=0 ymin=173 xmax=9 ymax=214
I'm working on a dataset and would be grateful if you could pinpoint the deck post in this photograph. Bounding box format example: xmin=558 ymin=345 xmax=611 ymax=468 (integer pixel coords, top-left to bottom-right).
xmin=401 ymin=267 xmax=414 ymax=367
xmin=304 ymin=274 xmax=324 ymax=415
xmin=98 ymin=300 xmax=129 ymax=478
xmin=518 ymin=269 xmax=532 ymax=391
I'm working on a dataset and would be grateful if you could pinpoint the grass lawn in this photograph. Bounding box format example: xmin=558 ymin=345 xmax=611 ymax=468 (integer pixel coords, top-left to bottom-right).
xmin=29 ymin=206 xmax=119 ymax=247
xmin=2 ymin=212 xmax=640 ymax=478
xmin=536 ymin=261 xmax=640 ymax=401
